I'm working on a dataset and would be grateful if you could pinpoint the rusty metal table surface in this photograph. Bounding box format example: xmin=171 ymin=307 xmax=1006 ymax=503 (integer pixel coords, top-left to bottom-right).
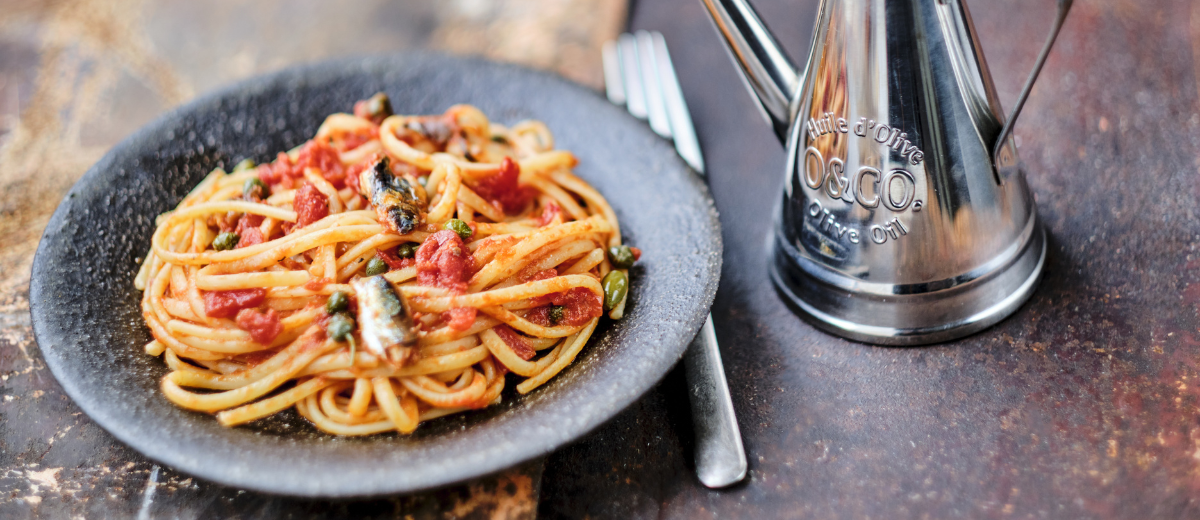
xmin=3 ymin=0 xmax=1200 ymax=518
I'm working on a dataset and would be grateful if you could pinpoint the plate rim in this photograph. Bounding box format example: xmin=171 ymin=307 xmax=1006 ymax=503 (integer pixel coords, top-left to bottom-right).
xmin=28 ymin=52 xmax=722 ymax=497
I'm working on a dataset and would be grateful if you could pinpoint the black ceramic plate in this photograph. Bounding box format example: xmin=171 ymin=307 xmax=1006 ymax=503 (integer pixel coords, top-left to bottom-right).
xmin=28 ymin=54 xmax=721 ymax=497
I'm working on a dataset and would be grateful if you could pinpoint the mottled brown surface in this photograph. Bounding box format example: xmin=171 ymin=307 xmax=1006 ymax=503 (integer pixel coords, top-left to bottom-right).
xmin=0 ymin=0 xmax=621 ymax=517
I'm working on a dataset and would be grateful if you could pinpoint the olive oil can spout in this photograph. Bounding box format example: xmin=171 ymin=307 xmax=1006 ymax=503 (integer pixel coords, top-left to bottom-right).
xmin=700 ymin=0 xmax=1077 ymax=345
xmin=701 ymin=0 xmax=799 ymax=143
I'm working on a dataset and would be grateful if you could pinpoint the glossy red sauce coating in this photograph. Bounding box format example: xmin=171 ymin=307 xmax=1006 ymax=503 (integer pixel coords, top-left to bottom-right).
xmin=294 ymin=183 xmax=329 ymax=229
xmin=494 ymin=325 xmax=535 ymax=360
xmin=297 ymin=140 xmax=347 ymax=188
xmin=257 ymin=140 xmax=349 ymax=189
xmin=235 ymin=307 xmax=283 ymax=344
xmin=524 ymin=268 xmax=557 ymax=283
xmin=416 ymin=230 xmax=476 ymax=331
xmin=473 ymin=157 xmax=533 ymax=214
xmin=235 ymin=214 xmax=265 ymax=248
xmin=339 ymin=128 xmax=378 ymax=152
xmin=416 ymin=230 xmax=472 ymax=292
xmin=526 ymin=287 xmax=603 ymax=327
xmin=441 ymin=307 xmax=477 ymax=332
xmin=234 ymin=348 xmax=279 ymax=367
xmin=376 ymin=247 xmax=415 ymax=271
xmin=554 ymin=288 xmax=603 ymax=325
xmin=203 ymin=288 xmax=267 ymax=319
xmin=534 ymin=201 xmax=563 ymax=227
xmin=236 ymin=227 xmax=264 ymax=248
xmin=303 ymin=277 xmax=331 ymax=291
xmin=257 ymin=152 xmax=297 ymax=189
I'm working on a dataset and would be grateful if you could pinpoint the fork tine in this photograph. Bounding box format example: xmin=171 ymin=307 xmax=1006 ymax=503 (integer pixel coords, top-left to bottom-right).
xmin=617 ymin=34 xmax=648 ymax=119
xmin=636 ymin=31 xmax=673 ymax=139
xmin=650 ymin=32 xmax=706 ymax=174
xmin=602 ymin=31 xmax=746 ymax=490
xmin=602 ymin=40 xmax=626 ymax=106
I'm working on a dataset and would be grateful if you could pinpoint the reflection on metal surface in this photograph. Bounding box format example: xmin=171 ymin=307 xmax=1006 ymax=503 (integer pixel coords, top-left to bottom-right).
xmin=703 ymin=0 xmax=1072 ymax=345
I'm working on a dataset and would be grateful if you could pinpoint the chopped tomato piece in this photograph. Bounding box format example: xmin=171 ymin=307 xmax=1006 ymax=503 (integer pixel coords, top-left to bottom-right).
xmin=442 ymin=307 xmax=477 ymax=331
xmin=376 ymin=249 xmax=414 ymax=271
xmin=630 ymin=247 xmax=642 ymax=261
xmin=527 ymin=287 xmax=602 ymax=327
xmin=235 ymin=214 xmax=265 ymax=248
xmin=416 ymin=230 xmax=472 ymax=292
xmin=257 ymin=140 xmax=349 ymax=190
xmin=494 ymin=325 xmax=535 ymax=360
xmin=235 ymin=307 xmax=282 ymax=344
xmin=236 ymin=227 xmax=264 ymax=248
xmin=258 ymin=152 xmax=297 ymax=189
xmin=295 ymin=140 xmax=347 ymax=188
xmin=203 ymin=288 xmax=267 ymax=318
xmin=473 ymin=157 xmax=533 ymax=214
xmin=534 ymin=201 xmax=563 ymax=226
xmin=294 ymin=183 xmax=329 ymax=229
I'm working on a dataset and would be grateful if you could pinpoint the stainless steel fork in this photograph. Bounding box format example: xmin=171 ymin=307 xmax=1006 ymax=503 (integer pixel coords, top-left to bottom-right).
xmin=603 ymin=30 xmax=747 ymax=489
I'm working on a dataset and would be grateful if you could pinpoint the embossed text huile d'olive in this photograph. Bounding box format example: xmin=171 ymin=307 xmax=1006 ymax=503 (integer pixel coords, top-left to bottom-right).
xmin=702 ymin=0 xmax=1073 ymax=344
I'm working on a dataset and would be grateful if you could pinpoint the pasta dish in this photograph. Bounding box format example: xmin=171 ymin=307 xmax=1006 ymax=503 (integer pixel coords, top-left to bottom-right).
xmin=134 ymin=93 xmax=639 ymax=435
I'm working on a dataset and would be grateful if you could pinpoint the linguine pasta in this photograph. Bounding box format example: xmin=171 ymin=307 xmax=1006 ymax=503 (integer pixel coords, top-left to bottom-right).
xmin=134 ymin=94 xmax=638 ymax=435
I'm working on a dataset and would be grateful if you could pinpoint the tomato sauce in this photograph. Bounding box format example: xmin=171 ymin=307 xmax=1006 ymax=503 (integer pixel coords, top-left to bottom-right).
xmin=526 ymin=287 xmax=602 ymax=327
xmin=493 ymin=325 xmax=535 ymax=360
xmin=339 ymin=128 xmax=378 ymax=152
xmin=473 ymin=157 xmax=533 ymax=214
xmin=235 ymin=307 xmax=283 ymax=344
xmin=235 ymin=214 xmax=265 ymax=248
xmin=257 ymin=152 xmax=297 ymax=189
xmin=441 ymin=307 xmax=477 ymax=332
xmin=534 ymin=201 xmax=563 ymax=226
xmin=294 ymin=183 xmax=329 ymax=228
xmin=416 ymin=230 xmax=472 ymax=292
xmin=416 ymin=230 xmax=477 ymax=331
xmin=203 ymin=288 xmax=267 ymax=319
xmin=257 ymin=140 xmax=350 ymax=190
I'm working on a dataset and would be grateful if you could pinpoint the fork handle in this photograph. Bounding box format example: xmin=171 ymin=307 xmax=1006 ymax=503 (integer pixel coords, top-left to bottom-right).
xmin=683 ymin=314 xmax=748 ymax=488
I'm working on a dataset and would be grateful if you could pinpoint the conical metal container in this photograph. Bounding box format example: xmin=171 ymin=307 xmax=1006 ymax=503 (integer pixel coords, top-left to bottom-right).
xmin=703 ymin=0 xmax=1072 ymax=344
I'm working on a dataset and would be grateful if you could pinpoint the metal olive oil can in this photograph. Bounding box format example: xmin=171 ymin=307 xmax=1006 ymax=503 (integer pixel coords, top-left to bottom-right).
xmin=702 ymin=0 xmax=1073 ymax=344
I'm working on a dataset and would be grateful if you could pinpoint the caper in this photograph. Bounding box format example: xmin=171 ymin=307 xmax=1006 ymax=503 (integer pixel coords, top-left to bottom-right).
xmin=365 ymin=93 xmax=393 ymax=119
xmin=325 ymin=291 xmax=350 ymax=314
xmin=548 ymin=305 xmax=565 ymax=325
xmin=212 ymin=232 xmax=240 ymax=251
xmin=365 ymin=257 xmax=388 ymax=276
xmin=608 ymin=245 xmax=636 ymax=269
xmin=243 ymin=177 xmax=269 ymax=199
xmin=232 ymin=158 xmax=256 ymax=172
xmin=396 ymin=242 xmax=420 ymax=259
xmin=602 ymin=270 xmax=628 ymax=311
xmin=444 ymin=219 xmax=473 ymax=241
xmin=326 ymin=313 xmax=355 ymax=341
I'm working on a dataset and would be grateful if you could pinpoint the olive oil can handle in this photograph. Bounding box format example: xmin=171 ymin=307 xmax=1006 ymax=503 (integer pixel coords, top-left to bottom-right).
xmin=992 ymin=0 xmax=1074 ymax=165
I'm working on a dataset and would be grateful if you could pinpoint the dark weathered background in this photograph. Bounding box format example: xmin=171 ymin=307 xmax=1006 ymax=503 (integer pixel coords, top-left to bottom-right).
xmin=4 ymin=0 xmax=1200 ymax=518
